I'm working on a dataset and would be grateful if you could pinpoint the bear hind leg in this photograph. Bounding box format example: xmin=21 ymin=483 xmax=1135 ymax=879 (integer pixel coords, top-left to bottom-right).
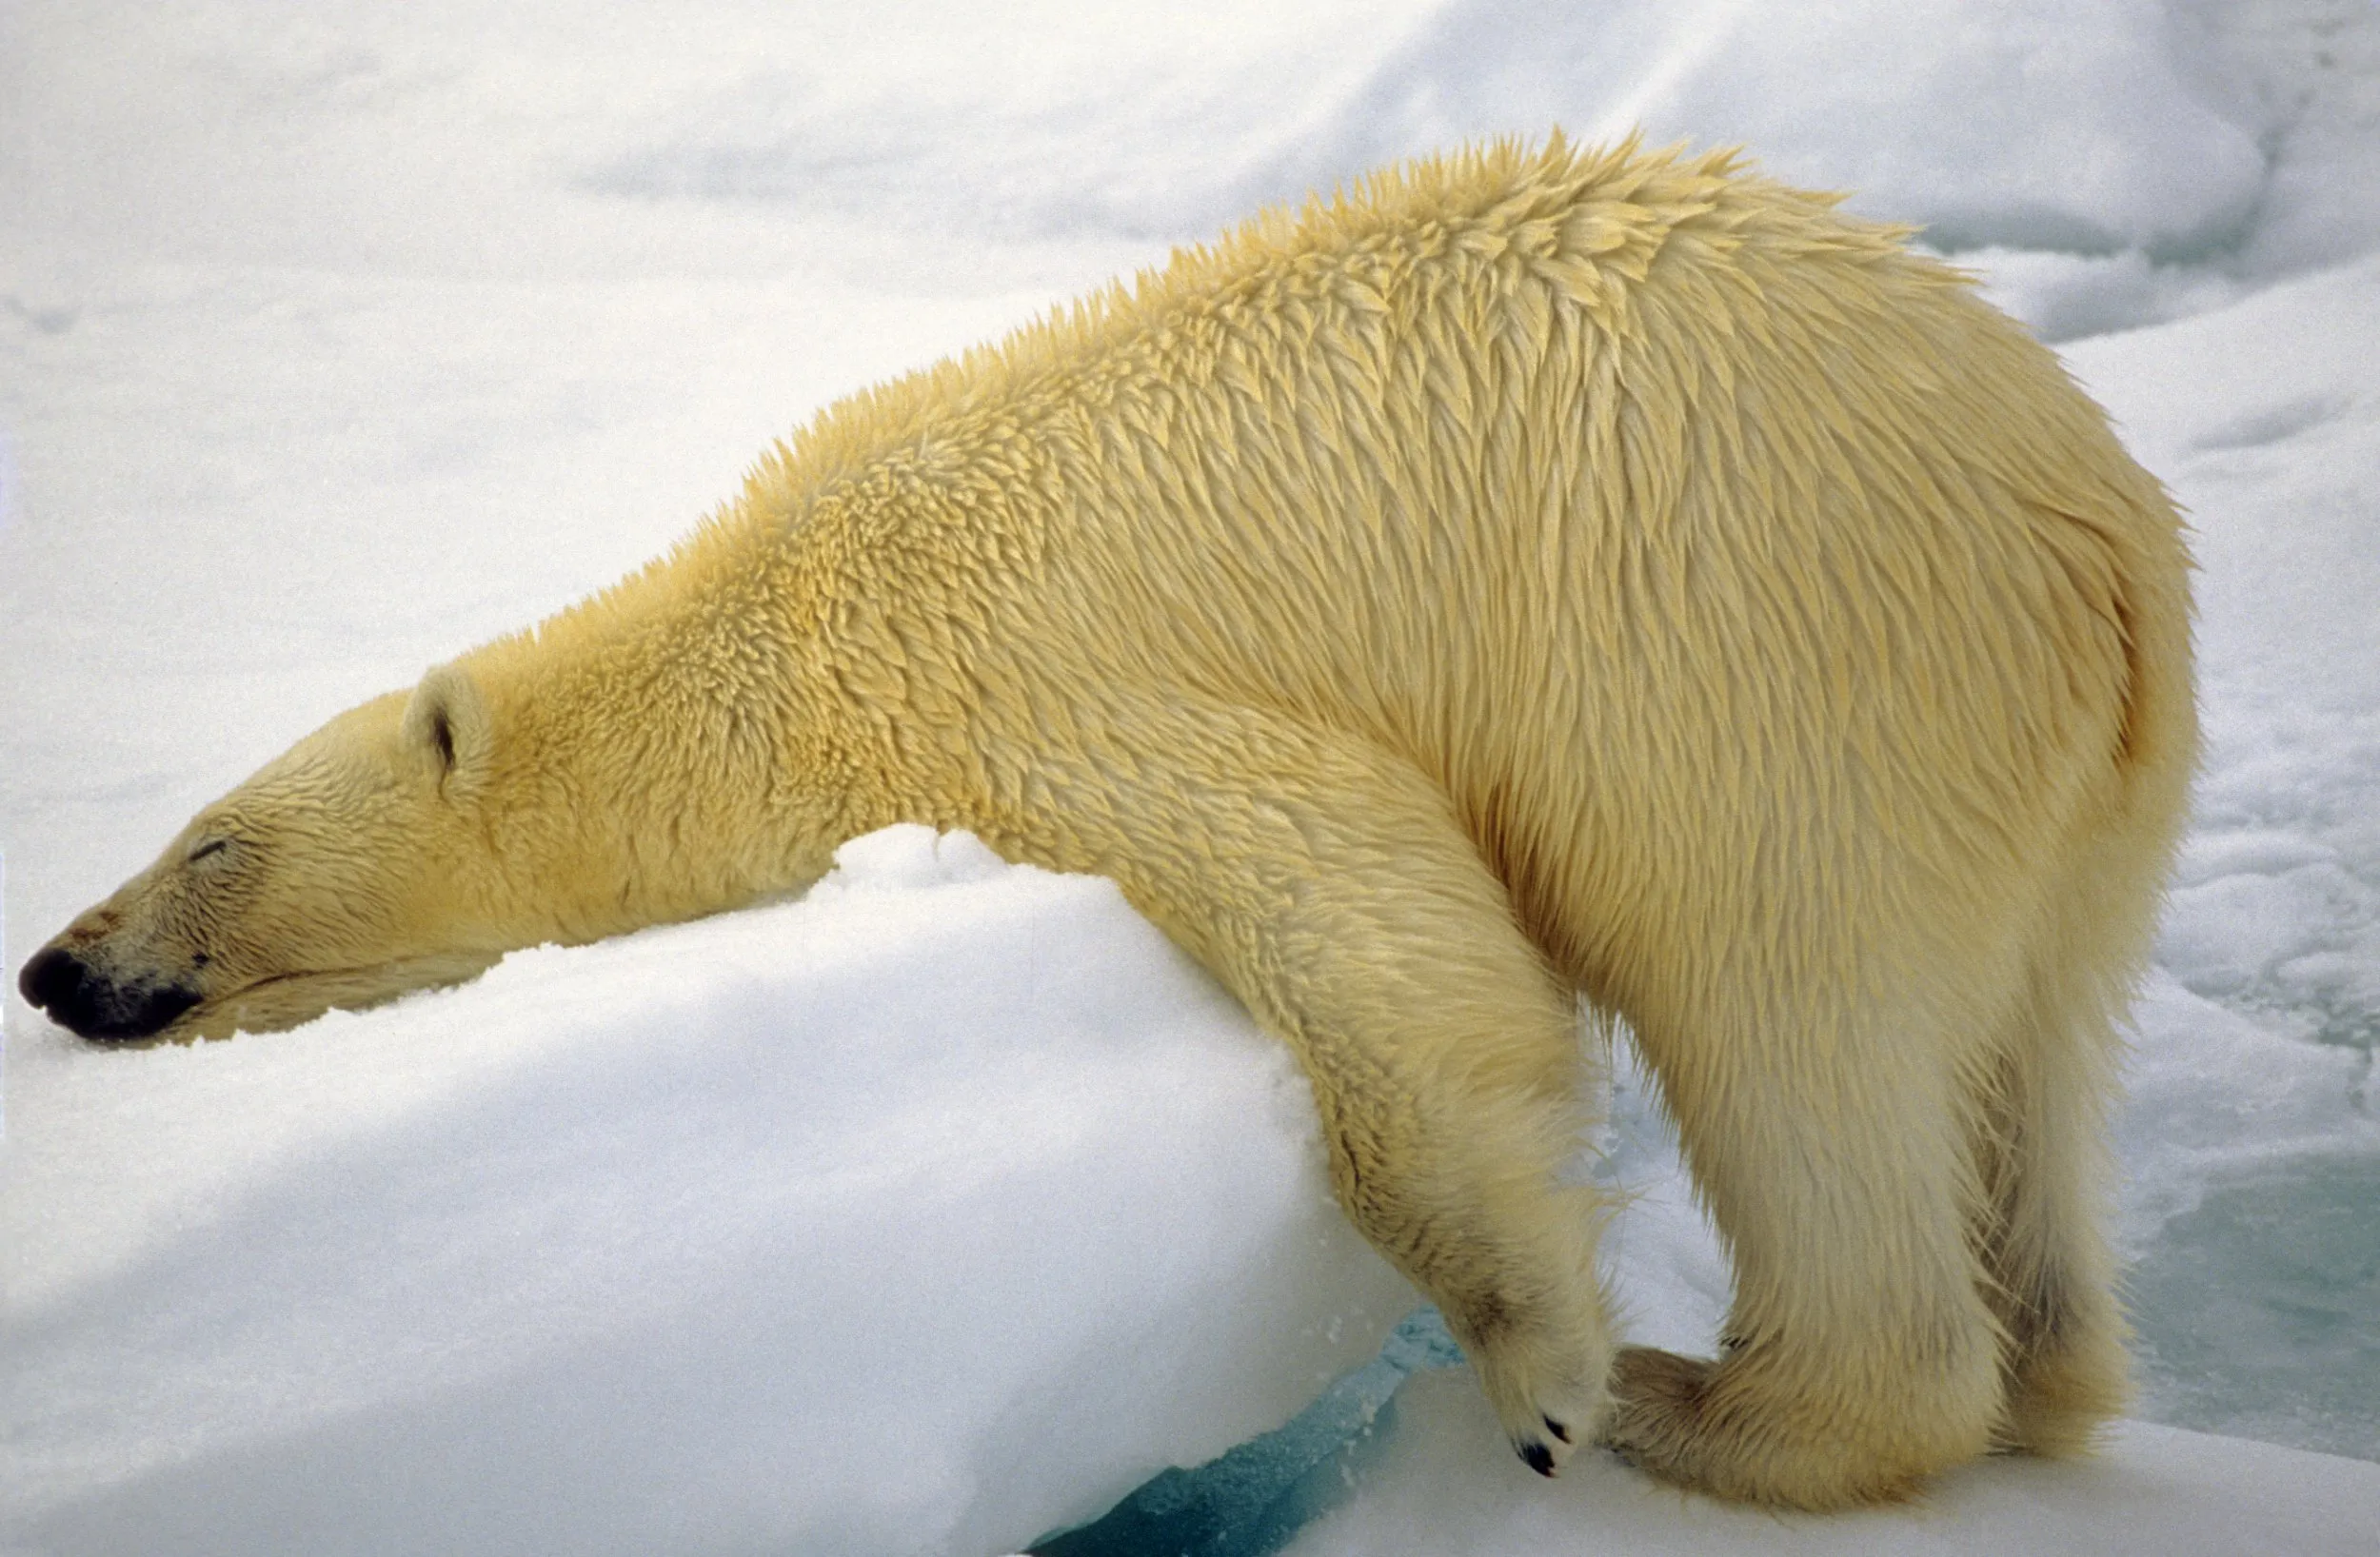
xmin=1977 ymin=941 xmax=2135 ymax=1455
xmin=1606 ymin=996 xmax=2005 ymax=1508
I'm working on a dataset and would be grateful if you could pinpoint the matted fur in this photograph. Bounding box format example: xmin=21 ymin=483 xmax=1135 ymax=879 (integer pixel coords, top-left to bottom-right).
xmin=25 ymin=135 xmax=2195 ymax=1509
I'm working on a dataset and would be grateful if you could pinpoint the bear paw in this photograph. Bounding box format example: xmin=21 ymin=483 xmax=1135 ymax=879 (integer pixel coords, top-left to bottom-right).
xmin=1598 ymin=1345 xmax=1716 ymax=1480
xmin=1466 ymin=1324 xmax=1612 ymax=1477
xmin=1602 ymin=1343 xmax=1993 ymax=1508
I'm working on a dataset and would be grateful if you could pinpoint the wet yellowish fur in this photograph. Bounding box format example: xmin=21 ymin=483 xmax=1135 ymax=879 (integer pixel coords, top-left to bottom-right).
xmin=29 ymin=135 xmax=2195 ymax=1508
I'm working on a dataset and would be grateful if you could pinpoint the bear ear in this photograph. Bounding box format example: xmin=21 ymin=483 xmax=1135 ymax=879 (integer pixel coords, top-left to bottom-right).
xmin=401 ymin=661 xmax=493 ymax=790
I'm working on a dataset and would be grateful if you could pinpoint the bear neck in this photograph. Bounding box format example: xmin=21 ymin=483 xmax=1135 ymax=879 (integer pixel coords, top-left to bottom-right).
xmin=461 ymin=509 xmax=884 ymax=945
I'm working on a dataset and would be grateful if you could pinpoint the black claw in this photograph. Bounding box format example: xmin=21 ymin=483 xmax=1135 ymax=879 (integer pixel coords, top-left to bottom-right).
xmin=1543 ymin=1414 xmax=1572 ymax=1444
xmin=1518 ymin=1439 xmax=1557 ymax=1477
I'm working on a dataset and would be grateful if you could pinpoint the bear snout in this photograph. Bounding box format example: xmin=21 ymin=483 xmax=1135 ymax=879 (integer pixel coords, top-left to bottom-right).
xmin=18 ymin=944 xmax=201 ymax=1042
xmin=18 ymin=944 xmax=84 ymax=1010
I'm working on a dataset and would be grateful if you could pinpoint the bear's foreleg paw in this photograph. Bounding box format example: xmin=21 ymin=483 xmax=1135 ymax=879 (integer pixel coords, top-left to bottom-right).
xmin=1458 ymin=1308 xmax=1612 ymax=1478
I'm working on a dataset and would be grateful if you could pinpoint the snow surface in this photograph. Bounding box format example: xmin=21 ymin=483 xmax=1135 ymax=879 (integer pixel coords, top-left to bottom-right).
xmin=1289 ymin=1371 xmax=2380 ymax=1557
xmin=1 ymin=827 xmax=1415 ymax=1555
xmin=4 ymin=2 xmax=2378 ymax=1554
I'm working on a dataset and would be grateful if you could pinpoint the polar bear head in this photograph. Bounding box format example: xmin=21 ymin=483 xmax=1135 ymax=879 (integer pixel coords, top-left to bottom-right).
xmin=19 ymin=666 xmax=521 ymax=1043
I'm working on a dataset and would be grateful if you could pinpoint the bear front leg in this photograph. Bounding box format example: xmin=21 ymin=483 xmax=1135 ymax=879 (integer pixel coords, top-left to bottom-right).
xmin=997 ymin=709 xmax=1614 ymax=1473
xmin=1298 ymin=989 xmax=1615 ymax=1476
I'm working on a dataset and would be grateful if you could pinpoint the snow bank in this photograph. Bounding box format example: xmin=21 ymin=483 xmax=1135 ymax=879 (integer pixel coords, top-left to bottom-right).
xmin=0 ymin=827 xmax=1415 ymax=1557
xmin=1269 ymin=0 xmax=2380 ymax=341
xmin=565 ymin=1 xmax=2380 ymax=343
xmin=1303 ymin=0 xmax=2265 ymax=258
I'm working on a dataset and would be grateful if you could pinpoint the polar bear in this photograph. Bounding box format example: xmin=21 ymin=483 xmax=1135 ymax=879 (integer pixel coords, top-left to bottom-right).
xmin=19 ymin=136 xmax=2195 ymax=1509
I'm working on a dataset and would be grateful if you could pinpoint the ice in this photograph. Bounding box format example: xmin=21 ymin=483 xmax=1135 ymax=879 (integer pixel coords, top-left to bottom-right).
xmin=1032 ymin=1309 xmax=1468 ymax=1557
xmin=1284 ymin=1369 xmax=2380 ymax=1557
xmin=6 ymin=0 xmax=2380 ymax=1551
xmin=0 ymin=832 xmax=1416 ymax=1554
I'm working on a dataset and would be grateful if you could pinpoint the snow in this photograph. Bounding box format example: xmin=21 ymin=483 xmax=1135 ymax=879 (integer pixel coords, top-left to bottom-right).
xmin=1289 ymin=1371 xmax=2380 ymax=1557
xmin=2 ymin=827 xmax=1416 ymax=1555
xmin=1301 ymin=1 xmax=2270 ymax=254
xmin=4 ymin=1 xmax=2378 ymax=1553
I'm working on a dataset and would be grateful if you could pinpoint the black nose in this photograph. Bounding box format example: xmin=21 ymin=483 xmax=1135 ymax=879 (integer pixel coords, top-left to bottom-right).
xmin=18 ymin=946 xmax=201 ymax=1041
xmin=19 ymin=945 xmax=88 ymax=1012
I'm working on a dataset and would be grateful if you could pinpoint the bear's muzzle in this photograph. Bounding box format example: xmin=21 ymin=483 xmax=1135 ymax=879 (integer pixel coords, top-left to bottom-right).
xmin=18 ymin=945 xmax=200 ymax=1042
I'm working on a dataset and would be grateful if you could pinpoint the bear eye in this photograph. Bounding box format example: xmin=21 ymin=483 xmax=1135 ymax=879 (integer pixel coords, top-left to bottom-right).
xmin=188 ymin=838 xmax=230 ymax=865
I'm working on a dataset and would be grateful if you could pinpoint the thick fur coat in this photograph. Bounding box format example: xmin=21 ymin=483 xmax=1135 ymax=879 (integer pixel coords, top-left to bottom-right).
xmin=23 ymin=136 xmax=2196 ymax=1508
